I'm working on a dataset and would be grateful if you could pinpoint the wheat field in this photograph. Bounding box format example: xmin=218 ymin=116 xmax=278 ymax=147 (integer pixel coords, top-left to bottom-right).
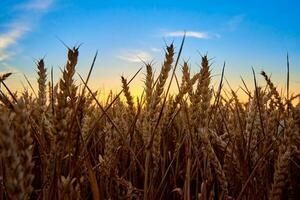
xmin=0 ymin=42 xmax=299 ymax=200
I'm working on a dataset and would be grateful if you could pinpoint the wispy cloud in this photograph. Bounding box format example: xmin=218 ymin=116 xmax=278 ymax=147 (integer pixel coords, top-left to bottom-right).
xmin=0 ymin=62 xmax=20 ymax=73
xmin=117 ymin=50 xmax=152 ymax=63
xmin=0 ymin=24 xmax=30 ymax=49
xmin=0 ymin=52 xmax=12 ymax=62
xmin=0 ymin=23 xmax=30 ymax=61
xmin=17 ymin=0 xmax=54 ymax=11
xmin=227 ymin=15 xmax=245 ymax=31
xmin=164 ymin=31 xmax=214 ymax=39
xmin=150 ymin=47 xmax=162 ymax=53
xmin=0 ymin=0 xmax=54 ymax=62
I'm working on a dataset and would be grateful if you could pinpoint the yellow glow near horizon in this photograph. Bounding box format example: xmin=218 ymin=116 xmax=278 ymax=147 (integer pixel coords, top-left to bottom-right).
xmin=1 ymin=68 xmax=299 ymax=106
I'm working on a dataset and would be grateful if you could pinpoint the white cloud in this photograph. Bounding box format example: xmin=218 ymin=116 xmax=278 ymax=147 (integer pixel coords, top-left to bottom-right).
xmin=0 ymin=62 xmax=20 ymax=73
xmin=164 ymin=31 xmax=211 ymax=39
xmin=151 ymin=47 xmax=162 ymax=53
xmin=0 ymin=51 xmax=12 ymax=61
xmin=118 ymin=50 xmax=152 ymax=63
xmin=0 ymin=0 xmax=54 ymax=62
xmin=0 ymin=23 xmax=30 ymax=61
xmin=227 ymin=15 xmax=245 ymax=31
xmin=17 ymin=0 xmax=54 ymax=11
xmin=0 ymin=24 xmax=30 ymax=49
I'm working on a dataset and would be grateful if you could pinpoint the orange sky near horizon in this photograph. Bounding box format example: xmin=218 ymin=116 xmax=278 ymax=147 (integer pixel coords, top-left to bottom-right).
xmin=2 ymin=61 xmax=299 ymax=105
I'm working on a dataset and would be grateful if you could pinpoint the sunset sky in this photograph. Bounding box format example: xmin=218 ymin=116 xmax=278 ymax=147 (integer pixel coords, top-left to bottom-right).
xmin=0 ymin=0 xmax=299 ymax=97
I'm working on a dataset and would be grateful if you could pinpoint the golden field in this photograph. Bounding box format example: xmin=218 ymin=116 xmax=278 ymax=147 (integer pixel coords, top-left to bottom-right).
xmin=0 ymin=42 xmax=299 ymax=200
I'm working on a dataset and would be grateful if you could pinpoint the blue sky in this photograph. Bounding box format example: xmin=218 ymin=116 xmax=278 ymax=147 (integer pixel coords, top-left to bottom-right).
xmin=0 ymin=0 xmax=299 ymax=95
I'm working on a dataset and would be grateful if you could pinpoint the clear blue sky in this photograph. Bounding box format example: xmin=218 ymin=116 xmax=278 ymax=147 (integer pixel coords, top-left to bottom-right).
xmin=0 ymin=0 xmax=299 ymax=94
